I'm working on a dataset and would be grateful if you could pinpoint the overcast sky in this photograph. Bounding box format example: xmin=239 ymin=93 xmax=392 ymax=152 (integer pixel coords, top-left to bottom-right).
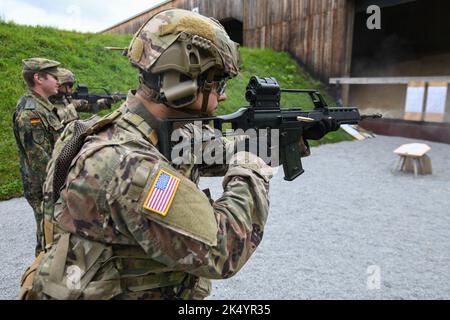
xmin=0 ymin=0 xmax=168 ymax=32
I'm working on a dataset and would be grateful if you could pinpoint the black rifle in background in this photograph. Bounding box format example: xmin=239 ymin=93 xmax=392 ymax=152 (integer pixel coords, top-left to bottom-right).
xmin=157 ymin=76 xmax=382 ymax=181
xmin=72 ymin=84 xmax=127 ymax=112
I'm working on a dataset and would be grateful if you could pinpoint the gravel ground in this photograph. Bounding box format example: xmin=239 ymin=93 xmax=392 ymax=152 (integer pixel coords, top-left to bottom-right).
xmin=1 ymin=135 xmax=449 ymax=300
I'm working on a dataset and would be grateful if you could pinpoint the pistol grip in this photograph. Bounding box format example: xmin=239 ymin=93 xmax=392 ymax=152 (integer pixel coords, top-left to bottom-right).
xmin=281 ymin=142 xmax=304 ymax=181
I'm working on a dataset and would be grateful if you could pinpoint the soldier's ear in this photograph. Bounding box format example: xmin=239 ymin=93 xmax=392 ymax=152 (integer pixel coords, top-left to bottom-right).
xmin=34 ymin=73 xmax=42 ymax=84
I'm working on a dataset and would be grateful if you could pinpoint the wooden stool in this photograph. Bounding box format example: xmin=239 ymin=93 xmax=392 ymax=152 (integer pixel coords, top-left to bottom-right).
xmin=394 ymin=143 xmax=432 ymax=176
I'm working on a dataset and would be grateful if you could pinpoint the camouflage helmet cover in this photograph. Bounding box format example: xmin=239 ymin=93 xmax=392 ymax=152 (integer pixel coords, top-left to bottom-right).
xmin=127 ymin=9 xmax=240 ymax=79
xmin=57 ymin=68 xmax=76 ymax=84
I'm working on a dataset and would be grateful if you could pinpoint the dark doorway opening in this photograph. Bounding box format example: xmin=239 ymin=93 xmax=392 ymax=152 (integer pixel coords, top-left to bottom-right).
xmin=348 ymin=0 xmax=450 ymax=121
xmin=220 ymin=18 xmax=243 ymax=45
xmin=351 ymin=0 xmax=450 ymax=77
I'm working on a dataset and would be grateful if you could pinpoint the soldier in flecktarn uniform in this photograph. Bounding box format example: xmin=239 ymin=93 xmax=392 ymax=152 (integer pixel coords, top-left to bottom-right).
xmin=12 ymin=58 xmax=64 ymax=255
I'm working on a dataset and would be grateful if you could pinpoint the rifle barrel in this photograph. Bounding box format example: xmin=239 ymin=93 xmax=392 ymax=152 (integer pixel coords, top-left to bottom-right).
xmin=104 ymin=47 xmax=127 ymax=51
xmin=361 ymin=113 xmax=383 ymax=120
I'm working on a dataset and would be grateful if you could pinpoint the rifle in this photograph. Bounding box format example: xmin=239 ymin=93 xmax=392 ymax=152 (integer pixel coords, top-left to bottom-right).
xmin=72 ymin=84 xmax=127 ymax=112
xmin=157 ymin=76 xmax=382 ymax=181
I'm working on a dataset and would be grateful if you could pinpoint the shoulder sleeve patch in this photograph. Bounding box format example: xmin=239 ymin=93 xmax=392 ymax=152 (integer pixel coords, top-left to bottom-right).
xmin=30 ymin=117 xmax=42 ymax=125
xmin=143 ymin=169 xmax=180 ymax=216
xmin=18 ymin=110 xmax=41 ymax=127
xmin=140 ymin=166 xmax=218 ymax=246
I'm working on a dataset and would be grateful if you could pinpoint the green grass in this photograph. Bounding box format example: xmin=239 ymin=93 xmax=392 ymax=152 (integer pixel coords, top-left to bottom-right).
xmin=0 ymin=22 xmax=352 ymax=200
xmin=220 ymin=47 xmax=331 ymax=113
xmin=0 ymin=21 xmax=137 ymax=200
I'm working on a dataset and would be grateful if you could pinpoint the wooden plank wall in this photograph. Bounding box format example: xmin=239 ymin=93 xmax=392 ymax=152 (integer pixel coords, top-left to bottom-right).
xmin=103 ymin=0 xmax=354 ymax=82
xmin=103 ymin=0 xmax=243 ymax=34
xmin=194 ymin=0 xmax=244 ymax=21
xmin=102 ymin=1 xmax=176 ymax=34
xmin=244 ymin=0 xmax=354 ymax=81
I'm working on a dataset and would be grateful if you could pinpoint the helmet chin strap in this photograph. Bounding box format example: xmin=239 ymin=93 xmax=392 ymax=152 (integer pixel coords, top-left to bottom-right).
xmin=138 ymin=78 xmax=162 ymax=103
xmin=200 ymin=69 xmax=215 ymax=115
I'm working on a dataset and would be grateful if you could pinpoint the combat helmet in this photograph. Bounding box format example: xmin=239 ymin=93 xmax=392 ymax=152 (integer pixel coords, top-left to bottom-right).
xmin=126 ymin=8 xmax=240 ymax=111
xmin=57 ymin=68 xmax=76 ymax=85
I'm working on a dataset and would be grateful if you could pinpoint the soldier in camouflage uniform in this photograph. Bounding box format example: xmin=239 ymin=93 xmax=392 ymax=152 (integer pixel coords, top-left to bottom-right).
xmin=14 ymin=63 xmax=117 ymax=256
xmin=20 ymin=9 xmax=338 ymax=300
xmin=12 ymin=58 xmax=64 ymax=256
xmin=49 ymin=68 xmax=115 ymax=125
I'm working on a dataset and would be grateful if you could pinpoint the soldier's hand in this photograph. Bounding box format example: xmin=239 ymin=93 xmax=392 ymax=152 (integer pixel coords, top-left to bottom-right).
xmin=111 ymin=95 xmax=121 ymax=103
xmin=96 ymin=98 xmax=112 ymax=110
xmin=229 ymin=151 xmax=273 ymax=178
xmin=303 ymin=117 xmax=340 ymax=140
xmin=72 ymin=99 xmax=89 ymax=110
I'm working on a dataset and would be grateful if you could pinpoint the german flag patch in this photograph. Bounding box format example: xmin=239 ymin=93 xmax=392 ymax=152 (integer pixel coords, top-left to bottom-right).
xmin=30 ymin=118 xmax=42 ymax=125
xmin=143 ymin=169 xmax=180 ymax=217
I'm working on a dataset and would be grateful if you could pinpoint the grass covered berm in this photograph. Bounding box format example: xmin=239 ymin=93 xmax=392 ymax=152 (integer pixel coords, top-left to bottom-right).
xmin=0 ymin=21 xmax=352 ymax=200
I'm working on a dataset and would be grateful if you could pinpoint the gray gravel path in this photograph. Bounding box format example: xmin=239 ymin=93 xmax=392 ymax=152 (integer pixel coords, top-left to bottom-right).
xmin=1 ymin=135 xmax=449 ymax=300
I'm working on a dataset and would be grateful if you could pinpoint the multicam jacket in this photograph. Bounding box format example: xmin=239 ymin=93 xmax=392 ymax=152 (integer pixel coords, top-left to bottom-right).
xmin=50 ymin=95 xmax=81 ymax=126
xmin=50 ymin=94 xmax=111 ymax=125
xmin=26 ymin=91 xmax=272 ymax=300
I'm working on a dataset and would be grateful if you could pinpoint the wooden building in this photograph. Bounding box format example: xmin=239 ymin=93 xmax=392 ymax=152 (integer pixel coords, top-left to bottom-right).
xmin=103 ymin=0 xmax=355 ymax=85
xmin=103 ymin=0 xmax=450 ymax=142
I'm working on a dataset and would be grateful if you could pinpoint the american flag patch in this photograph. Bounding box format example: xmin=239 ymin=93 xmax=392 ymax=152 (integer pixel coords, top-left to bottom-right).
xmin=143 ymin=169 xmax=180 ymax=216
